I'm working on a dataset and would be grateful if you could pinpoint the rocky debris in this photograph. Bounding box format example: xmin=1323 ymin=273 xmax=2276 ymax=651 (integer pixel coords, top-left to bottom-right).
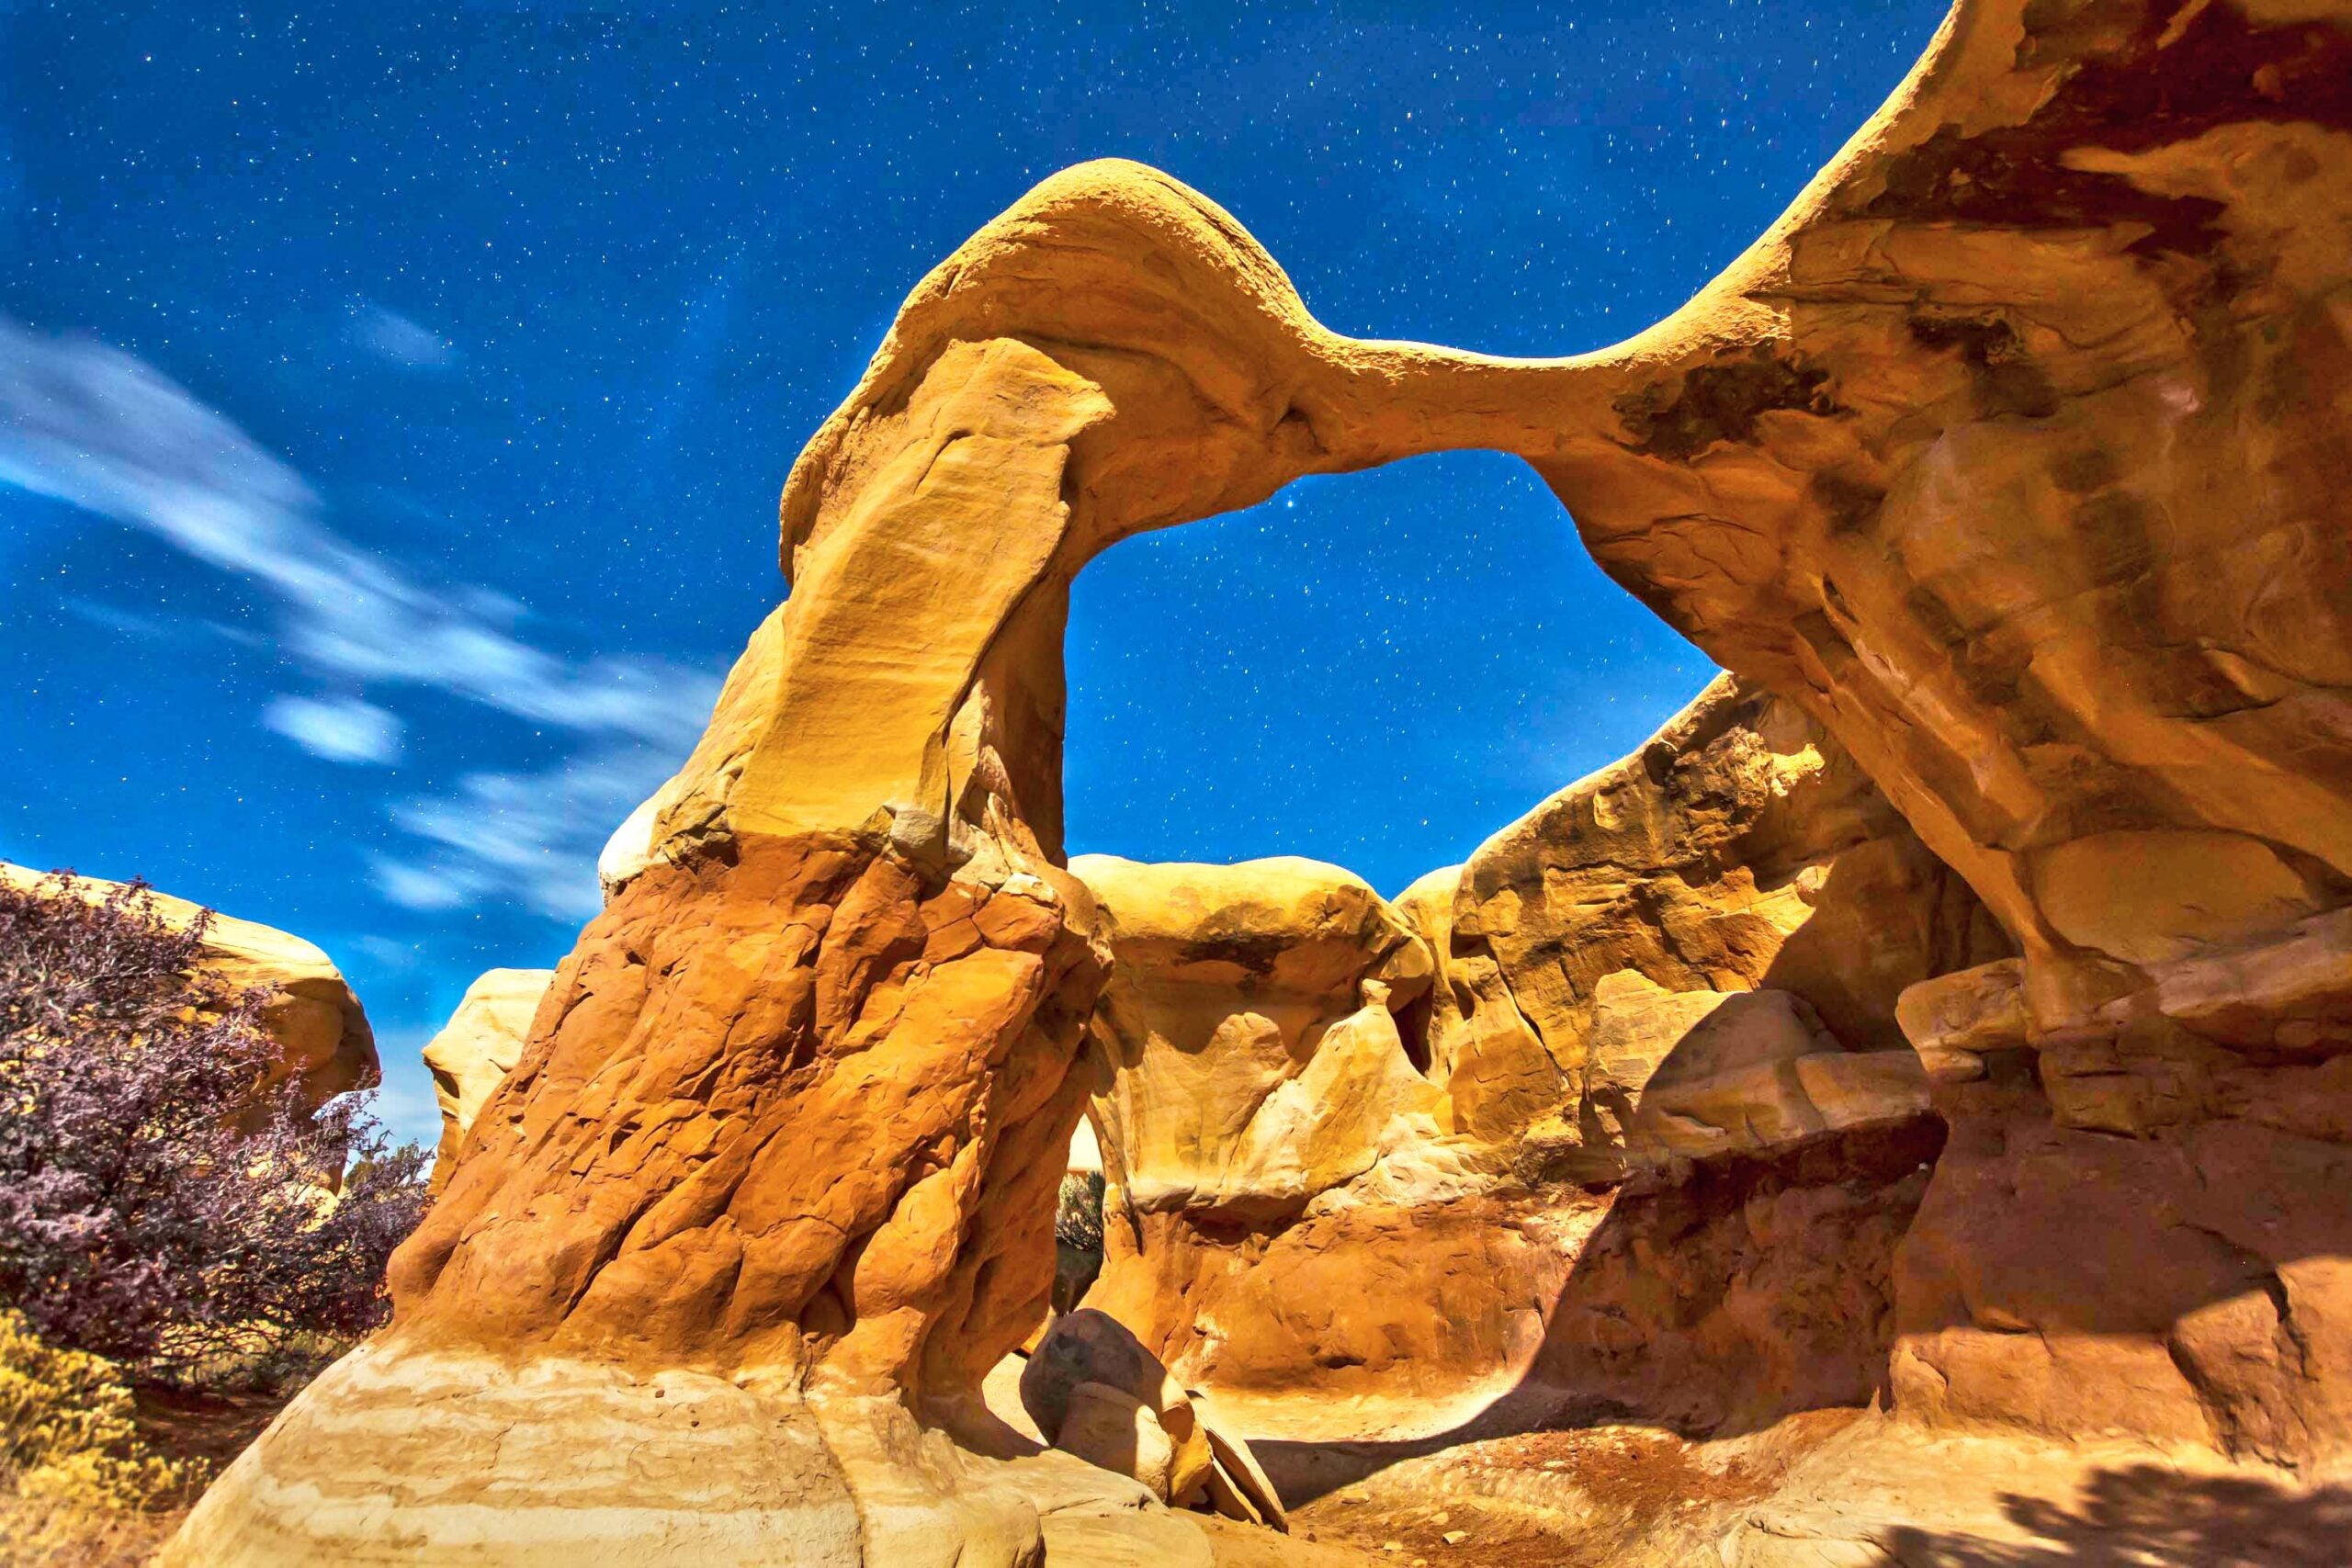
xmin=0 ymin=861 xmax=377 ymax=1114
xmin=419 ymin=966 xmax=554 ymax=1183
xmin=173 ymin=1 xmax=2352 ymax=1559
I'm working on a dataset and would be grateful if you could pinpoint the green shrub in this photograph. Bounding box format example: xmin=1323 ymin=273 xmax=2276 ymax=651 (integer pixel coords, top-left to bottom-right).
xmin=1055 ymin=1171 xmax=1105 ymax=1256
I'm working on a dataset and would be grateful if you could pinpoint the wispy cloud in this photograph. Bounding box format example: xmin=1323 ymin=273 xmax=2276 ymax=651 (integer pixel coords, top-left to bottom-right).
xmin=265 ymin=694 xmax=404 ymax=766
xmin=0 ymin=317 xmax=718 ymax=919
xmin=350 ymin=303 xmax=460 ymax=370
xmin=377 ymin=744 xmax=680 ymax=921
xmin=0 ymin=319 xmax=714 ymax=745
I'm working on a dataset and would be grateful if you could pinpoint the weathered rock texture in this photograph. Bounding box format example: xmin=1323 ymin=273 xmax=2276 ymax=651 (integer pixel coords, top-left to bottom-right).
xmin=1080 ymin=678 xmax=1996 ymax=1429
xmin=1074 ymin=854 xmax=1445 ymax=1220
xmin=1407 ymin=674 xmax=2008 ymax=1162
xmin=1021 ymin=1310 xmax=1288 ymax=1529
xmin=176 ymin=0 xmax=2352 ymax=1559
xmin=419 ymin=966 xmax=554 ymax=1183
xmin=0 ymin=861 xmax=377 ymax=1113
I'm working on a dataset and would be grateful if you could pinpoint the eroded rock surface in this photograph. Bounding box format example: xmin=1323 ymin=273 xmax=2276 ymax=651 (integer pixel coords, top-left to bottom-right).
xmin=175 ymin=0 xmax=2352 ymax=1558
xmin=1081 ymin=677 xmax=1990 ymax=1427
xmin=1408 ymin=674 xmax=2007 ymax=1164
xmin=419 ymin=966 xmax=554 ymax=1181
xmin=1073 ymin=854 xmax=1443 ymax=1221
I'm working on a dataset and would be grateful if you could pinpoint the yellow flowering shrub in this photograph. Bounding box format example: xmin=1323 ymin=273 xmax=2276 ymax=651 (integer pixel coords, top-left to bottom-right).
xmin=0 ymin=1310 xmax=184 ymax=1512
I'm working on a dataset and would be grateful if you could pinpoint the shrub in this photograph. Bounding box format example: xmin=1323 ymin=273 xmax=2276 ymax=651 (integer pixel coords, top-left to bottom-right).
xmin=1052 ymin=1171 xmax=1107 ymax=1314
xmin=0 ymin=870 xmax=429 ymax=1383
xmin=1055 ymin=1171 xmax=1105 ymax=1258
xmin=0 ymin=1310 xmax=182 ymax=1512
xmin=0 ymin=1487 xmax=175 ymax=1568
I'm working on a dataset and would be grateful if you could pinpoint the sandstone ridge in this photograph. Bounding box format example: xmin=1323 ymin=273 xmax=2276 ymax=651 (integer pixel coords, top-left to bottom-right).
xmin=419 ymin=966 xmax=556 ymax=1184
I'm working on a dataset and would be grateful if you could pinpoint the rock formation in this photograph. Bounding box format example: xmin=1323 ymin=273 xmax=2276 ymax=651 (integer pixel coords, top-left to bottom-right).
xmin=1080 ymin=676 xmax=1996 ymax=1429
xmin=0 ymin=862 xmax=377 ymax=1114
xmin=173 ymin=0 xmax=2352 ymax=1560
xmin=419 ymin=966 xmax=555 ymax=1183
xmin=1021 ymin=1309 xmax=1287 ymax=1529
xmin=1073 ymin=853 xmax=1445 ymax=1220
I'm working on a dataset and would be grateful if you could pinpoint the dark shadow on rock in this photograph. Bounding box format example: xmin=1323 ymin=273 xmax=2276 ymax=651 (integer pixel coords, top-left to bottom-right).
xmin=1253 ymin=1116 xmax=1946 ymax=1509
xmin=1875 ymin=1464 xmax=2352 ymax=1567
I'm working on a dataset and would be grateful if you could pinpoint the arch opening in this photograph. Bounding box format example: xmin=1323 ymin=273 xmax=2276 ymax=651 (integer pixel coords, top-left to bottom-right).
xmin=1061 ymin=450 xmax=1717 ymax=897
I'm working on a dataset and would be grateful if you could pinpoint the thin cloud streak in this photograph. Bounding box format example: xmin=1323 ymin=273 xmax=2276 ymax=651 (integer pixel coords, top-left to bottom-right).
xmin=0 ymin=318 xmax=715 ymax=750
xmin=265 ymin=694 xmax=404 ymax=766
xmin=0 ymin=317 xmax=718 ymax=917
xmin=377 ymin=744 xmax=681 ymax=922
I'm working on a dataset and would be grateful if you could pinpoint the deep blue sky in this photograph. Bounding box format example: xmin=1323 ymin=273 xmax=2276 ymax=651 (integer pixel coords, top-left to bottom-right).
xmin=0 ymin=1 xmax=1946 ymax=1145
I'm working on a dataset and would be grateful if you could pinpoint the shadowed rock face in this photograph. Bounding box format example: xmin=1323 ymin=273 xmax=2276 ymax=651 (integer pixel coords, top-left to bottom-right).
xmin=173 ymin=1 xmax=2352 ymax=1560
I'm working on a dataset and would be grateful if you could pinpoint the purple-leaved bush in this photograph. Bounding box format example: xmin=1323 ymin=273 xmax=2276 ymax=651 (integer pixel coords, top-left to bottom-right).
xmin=0 ymin=870 xmax=428 ymax=1381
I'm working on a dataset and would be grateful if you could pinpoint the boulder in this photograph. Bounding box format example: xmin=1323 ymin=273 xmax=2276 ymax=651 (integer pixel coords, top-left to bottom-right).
xmin=0 ymin=861 xmax=376 ymax=1113
xmin=1057 ymin=1382 xmax=1186 ymax=1501
xmin=1021 ymin=1310 xmax=1283 ymax=1529
xmin=419 ymin=967 xmax=554 ymax=1181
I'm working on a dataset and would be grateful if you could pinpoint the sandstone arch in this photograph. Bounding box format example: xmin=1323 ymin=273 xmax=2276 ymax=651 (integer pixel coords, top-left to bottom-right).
xmin=171 ymin=2 xmax=2352 ymax=1561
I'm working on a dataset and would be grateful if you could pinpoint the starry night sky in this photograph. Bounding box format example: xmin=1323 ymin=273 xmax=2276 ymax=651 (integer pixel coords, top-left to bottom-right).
xmin=0 ymin=1 xmax=1948 ymax=1145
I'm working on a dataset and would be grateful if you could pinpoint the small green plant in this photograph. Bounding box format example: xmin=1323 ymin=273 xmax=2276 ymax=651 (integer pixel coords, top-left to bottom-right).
xmin=1055 ymin=1171 xmax=1105 ymax=1258
xmin=1053 ymin=1171 xmax=1107 ymax=1314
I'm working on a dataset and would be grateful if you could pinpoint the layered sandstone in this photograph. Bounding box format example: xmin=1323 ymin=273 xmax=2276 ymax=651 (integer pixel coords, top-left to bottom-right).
xmin=1080 ymin=677 xmax=1994 ymax=1427
xmin=419 ymin=966 xmax=554 ymax=1181
xmin=1072 ymin=854 xmax=1445 ymax=1220
xmin=0 ymin=861 xmax=377 ymax=1113
xmin=175 ymin=1 xmax=2352 ymax=1560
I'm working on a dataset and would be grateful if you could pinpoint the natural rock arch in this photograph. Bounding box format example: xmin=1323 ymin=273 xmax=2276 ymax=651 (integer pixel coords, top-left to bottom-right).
xmin=170 ymin=2 xmax=2352 ymax=1561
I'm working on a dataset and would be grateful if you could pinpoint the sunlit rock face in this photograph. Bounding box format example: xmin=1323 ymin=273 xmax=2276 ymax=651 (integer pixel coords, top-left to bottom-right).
xmin=1073 ymin=853 xmax=1445 ymax=1223
xmin=1078 ymin=677 xmax=1999 ymax=1429
xmin=1409 ymin=674 xmax=2007 ymax=1164
xmin=419 ymin=966 xmax=553 ymax=1185
xmin=172 ymin=1 xmax=2352 ymax=1560
xmin=1528 ymin=0 xmax=2352 ymax=1464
